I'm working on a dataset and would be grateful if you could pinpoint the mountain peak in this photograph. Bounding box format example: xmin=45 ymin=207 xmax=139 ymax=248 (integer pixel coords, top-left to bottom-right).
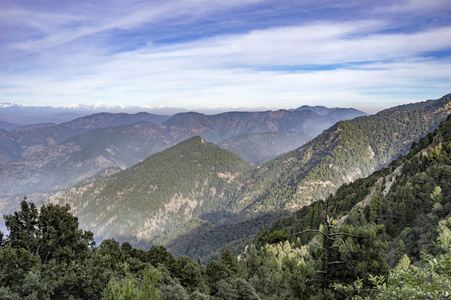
xmin=296 ymin=105 xmax=334 ymax=115
xmin=50 ymin=135 xmax=251 ymax=243
xmin=295 ymin=105 xmax=367 ymax=116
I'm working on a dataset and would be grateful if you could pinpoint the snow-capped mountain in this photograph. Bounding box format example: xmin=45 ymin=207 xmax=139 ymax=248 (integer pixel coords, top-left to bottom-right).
xmin=0 ymin=103 xmax=178 ymax=124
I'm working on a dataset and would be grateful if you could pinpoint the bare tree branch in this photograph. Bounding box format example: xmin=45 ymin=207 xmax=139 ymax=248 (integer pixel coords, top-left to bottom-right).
xmin=330 ymin=232 xmax=363 ymax=238
xmin=328 ymin=261 xmax=346 ymax=265
xmin=329 ymin=237 xmax=346 ymax=246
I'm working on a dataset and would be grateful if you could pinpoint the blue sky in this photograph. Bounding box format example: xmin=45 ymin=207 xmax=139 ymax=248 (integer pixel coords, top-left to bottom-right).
xmin=1 ymin=0 xmax=451 ymax=113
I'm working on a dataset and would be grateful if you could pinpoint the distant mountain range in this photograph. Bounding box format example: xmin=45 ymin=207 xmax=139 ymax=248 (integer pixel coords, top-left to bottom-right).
xmin=0 ymin=102 xmax=175 ymax=125
xmin=0 ymin=121 xmax=21 ymax=130
xmin=8 ymin=94 xmax=445 ymax=258
xmin=0 ymin=102 xmax=365 ymax=126
xmin=0 ymin=112 xmax=170 ymax=164
xmin=296 ymin=105 xmax=352 ymax=115
xmin=0 ymin=107 xmax=366 ymax=200
xmin=163 ymin=108 xmax=365 ymax=142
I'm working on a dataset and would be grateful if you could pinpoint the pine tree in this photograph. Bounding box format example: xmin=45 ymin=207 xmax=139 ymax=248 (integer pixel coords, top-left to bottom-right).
xmin=369 ymin=194 xmax=382 ymax=224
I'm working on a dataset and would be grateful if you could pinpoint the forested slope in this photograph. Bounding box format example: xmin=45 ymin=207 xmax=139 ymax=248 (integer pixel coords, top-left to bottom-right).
xmin=265 ymin=113 xmax=451 ymax=264
xmin=29 ymin=94 xmax=451 ymax=257
xmin=229 ymin=94 xmax=451 ymax=214
xmin=48 ymin=136 xmax=252 ymax=243
xmin=243 ymin=113 xmax=451 ymax=298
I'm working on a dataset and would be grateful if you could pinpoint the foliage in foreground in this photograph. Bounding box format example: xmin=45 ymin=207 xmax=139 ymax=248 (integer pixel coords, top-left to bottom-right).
xmin=335 ymin=218 xmax=451 ymax=299
xmin=2 ymin=199 xmax=451 ymax=299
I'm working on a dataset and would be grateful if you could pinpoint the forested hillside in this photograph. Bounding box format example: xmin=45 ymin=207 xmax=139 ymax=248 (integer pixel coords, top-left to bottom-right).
xmin=254 ymin=113 xmax=451 ymax=298
xmin=9 ymin=94 xmax=448 ymax=260
xmin=228 ymin=94 xmax=451 ymax=214
xmin=47 ymin=136 xmax=253 ymax=244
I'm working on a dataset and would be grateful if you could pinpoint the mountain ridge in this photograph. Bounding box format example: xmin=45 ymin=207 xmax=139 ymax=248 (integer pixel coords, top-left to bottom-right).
xmin=163 ymin=109 xmax=365 ymax=143
xmin=46 ymin=136 xmax=253 ymax=243
xmin=225 ymin=93 xmax=451 ymax=215
xmin=0 ymin=107 xmax=365 ymax=198
xmin=264 ymin=113 xmax=451 ymax=266
xmin=0 ymin=112 xmax=170 ymax=164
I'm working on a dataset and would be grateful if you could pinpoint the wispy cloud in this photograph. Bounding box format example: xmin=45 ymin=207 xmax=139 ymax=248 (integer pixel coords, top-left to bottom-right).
xmin=1 ymin=0 xmax=266 ymax=54
xmin=133 ymin=22 xmax=451 ymax=66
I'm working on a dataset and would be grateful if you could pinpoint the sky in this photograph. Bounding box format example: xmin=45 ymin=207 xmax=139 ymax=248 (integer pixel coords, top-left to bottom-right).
xmin=1 ymin=0 xmax=451 ymax=114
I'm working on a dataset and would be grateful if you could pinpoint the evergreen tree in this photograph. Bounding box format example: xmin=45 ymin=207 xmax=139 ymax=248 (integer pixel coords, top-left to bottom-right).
xmin=221 ymin=248 xmax=238 ymax=273
xmin=369 ymin=194 xmax=382 ymax=224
